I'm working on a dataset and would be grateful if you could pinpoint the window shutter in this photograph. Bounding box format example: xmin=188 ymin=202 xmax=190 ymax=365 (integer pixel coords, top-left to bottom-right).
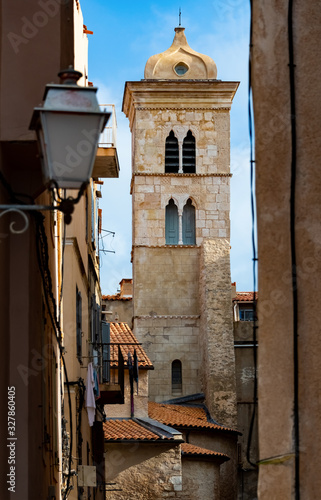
xmin=91 ymin=184 xmax=95 ymax=246
xmin=165 ymin=199 xmax=179 ymax=244
xmin=182 ymin=199 xmax=196 ymax=245
xmin=76 ymin=289 xmax=82 ymax=361
xmin=101 ymin=322 xmax=110 ymax=383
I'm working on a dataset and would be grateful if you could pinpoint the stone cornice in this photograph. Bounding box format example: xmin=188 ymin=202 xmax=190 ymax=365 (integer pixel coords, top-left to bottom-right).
xmin=122 ymin=80 xmax=239 ymax=129
xmin=134 ymin=315 xmax=200 ymax=320
xmin=130 ymin=172 xmax=232 ymax=194
xmin=136 ymin=106 xmax=231 ymax=111
xmin=133 ymin=244 xmax=200 ymax=249
xmin=132 ymin=172 xmax=232 ymax=177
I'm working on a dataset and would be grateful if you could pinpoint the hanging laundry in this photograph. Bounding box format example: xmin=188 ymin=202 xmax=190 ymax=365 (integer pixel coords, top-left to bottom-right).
xmin=93 ymin=368 xmax=100 ymax=400
xmin=128 ymin=352 xmax=134 ymax=417
xmin=86 ymin=362 xmax=96 ymax=426
xmin=133 ymin=349 xmax=139 ymax=395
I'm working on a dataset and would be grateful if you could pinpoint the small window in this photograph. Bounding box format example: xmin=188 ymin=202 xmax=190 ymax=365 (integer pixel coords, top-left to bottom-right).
xmin=165 ymin=131 xmax=179 ymax=173
xmin=183 ymin=130 xmax=196 ymax=173
xmin=174 ymin=62 xmax=189 ymax=76
xmin=165 ymin=199 xmax=179 ymax=245
xmin=76 ymin=288 xmax=82 ymax=362
xmin=172 ymin=360 xmax=182 ymax=393
xmin=182 ymin=199 xmax=196 ymax=245
xmin=239 ymin=309 xmax=254 ymax=321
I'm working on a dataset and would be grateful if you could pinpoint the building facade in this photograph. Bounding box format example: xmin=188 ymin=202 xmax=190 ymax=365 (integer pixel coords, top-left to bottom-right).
xmin=0 ymin=1 xmax=119 ymax=498
xmin=252 ymin=2 xmax=321 ymax=498
xmin=123 ymin=26 xmax=239 ymax=430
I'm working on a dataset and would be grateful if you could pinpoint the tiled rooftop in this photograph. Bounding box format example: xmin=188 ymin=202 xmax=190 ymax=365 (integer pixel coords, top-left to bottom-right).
xmin=104 ymin=419 xmax=162 ymax=441
xmin=234 ymin=292 xmax=258 ymax=302
xmin=103 ymin=419 xmax=179 ymax=442
xmin=148 ymin=402 xmax=239 ymax=434
xmin=110 ymin=322 xmax=153 ymax=369
xmin=181 ymin=443 xmax=230 ymax=461
xmin=102 ymin=294 xmax=132 ymax=301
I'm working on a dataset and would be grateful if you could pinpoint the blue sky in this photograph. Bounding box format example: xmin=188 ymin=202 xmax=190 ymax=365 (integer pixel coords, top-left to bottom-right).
xmin=79 ymin=0 xmax=253 ymax=295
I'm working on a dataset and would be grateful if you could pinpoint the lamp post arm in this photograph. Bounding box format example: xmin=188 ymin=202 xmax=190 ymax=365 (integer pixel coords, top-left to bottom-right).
xmin=0 ymin=181 xmax=88 ymax=230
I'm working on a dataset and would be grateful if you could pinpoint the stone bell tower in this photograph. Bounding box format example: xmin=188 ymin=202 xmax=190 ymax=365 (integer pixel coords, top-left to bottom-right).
xmin=123 ymin=26 xmax=239 ymax=427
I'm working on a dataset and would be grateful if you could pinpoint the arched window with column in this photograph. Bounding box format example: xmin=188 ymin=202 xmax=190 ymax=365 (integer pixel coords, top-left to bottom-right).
xmin=165 ymin=199 xmax=179 ymax=244
xmin=182 ymin=198 xmax=196 ymax=245
xmin=172 ymin=359 xmax=182 ymax=394
xmin=165 ymin=131 xmax=179 ymax=173
xmin=183 ymin=130 xmax=196 ymax=173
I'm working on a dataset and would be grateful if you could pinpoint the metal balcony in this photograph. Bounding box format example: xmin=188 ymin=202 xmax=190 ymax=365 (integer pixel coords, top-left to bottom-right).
xmin=92 ymin=104 xmax=120 ymax=179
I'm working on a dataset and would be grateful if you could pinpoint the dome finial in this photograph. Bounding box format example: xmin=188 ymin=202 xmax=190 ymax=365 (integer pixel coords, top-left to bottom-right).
xmin=179 ymin=7 xmax=182 ymax=27
xmin=144 ymin=25 xmax=217 ymax=80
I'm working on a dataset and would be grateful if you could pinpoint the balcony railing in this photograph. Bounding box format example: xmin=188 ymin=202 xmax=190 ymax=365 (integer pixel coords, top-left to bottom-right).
xmin=99 ymin=104 xmax=117 ymax=148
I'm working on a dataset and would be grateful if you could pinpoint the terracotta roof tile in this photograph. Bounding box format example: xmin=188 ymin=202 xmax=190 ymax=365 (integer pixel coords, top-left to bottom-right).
xmin=109 ymin=322 xmax=153 ymax=369
xmin=104 ymin=419 xmax=171 ymax=441
xmin=102 ymin=294 xmax=132 ymax=301
xmin=233 ymin=292 xmax=258 ymax=302
xmin=148 ymin=402 xmax=239 ymax=434
xmin=181 ymin=443 xmax=230 ymax=461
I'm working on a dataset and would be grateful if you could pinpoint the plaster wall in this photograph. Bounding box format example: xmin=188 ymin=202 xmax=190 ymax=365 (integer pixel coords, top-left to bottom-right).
xmin=234 ymin=318 xmax=258 ymax=499
xmin=0 ymin=0 xmax=70 ymax=141
xmin=104 ymin=370 xmax=149 ymax=418
xmin=233 ymin=320 xmax=257 ymax=342
xmin=73 ymin=0 xmax=88 ymax=86
xmin=234 ymin=341 xmax=258 ymax=490
xmin=63 ymin=242 xmax=89 ymax=379
xmin=0 ymin=188 xmax=61 ymax=499
xmin=252 ymin=2 xmax=321 ymax=498
xmin=181 ymin=459 xmax=220 ymax=500
xmin=105 ymin=444 xmax=182 ymax=499
xmin=66 ymin=192 xmax=89 ymax=277
xmin=133 ymin=316 xmax=201 ymax=402
xmin=186 ymin=431 xmax=237 ymax=500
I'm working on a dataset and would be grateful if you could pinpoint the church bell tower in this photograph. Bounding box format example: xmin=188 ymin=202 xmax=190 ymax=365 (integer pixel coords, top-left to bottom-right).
xmin=123 ymin=26 xmax=239 ymax=427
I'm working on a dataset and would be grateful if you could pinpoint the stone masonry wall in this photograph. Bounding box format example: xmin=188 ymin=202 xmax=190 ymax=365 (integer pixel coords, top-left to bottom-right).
xmin=133 ymin=246 xmax=200 ymax=316
xmin=101 ymin=299 xmax=133 ymax=327
xmin=199 ymin=239 xmax=237 ymax=428
xmin=132 ymin=174 xmax=230 ymax=247
xmin=132 ymin=107 xmax=231 ymax=248
xmin=133 ymin=108 xmax=230 ymax=175
xmin=105 ymin=444 xmax=183 ymax=500
xmin=133 ymin=316 xmax=201 ymax=402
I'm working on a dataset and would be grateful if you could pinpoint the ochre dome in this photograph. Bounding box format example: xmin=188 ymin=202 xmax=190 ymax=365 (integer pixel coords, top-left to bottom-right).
xmin=144 ymin=27 xmax=217 ymax=80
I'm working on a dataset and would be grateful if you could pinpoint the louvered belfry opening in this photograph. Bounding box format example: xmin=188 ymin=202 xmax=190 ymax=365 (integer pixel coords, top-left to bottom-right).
xmin=165 ymin=130 xmax=179 ymax=173
xmin=183 ymin=130 xmax=196 ymax=173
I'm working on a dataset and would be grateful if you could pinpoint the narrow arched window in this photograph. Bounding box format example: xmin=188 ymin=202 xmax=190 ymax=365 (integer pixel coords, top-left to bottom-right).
xmin=182 ymin=199 xmax=196 ymax=245
xmin=172 ymin=360 xmax=182 ymax=393
xmin=165 ymin=131 xmax=179 ymax=173
xmin=165 ymin=199 xmax=179 ymax=245
xmin=183 ymin=130 xmax=196 ymax=173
